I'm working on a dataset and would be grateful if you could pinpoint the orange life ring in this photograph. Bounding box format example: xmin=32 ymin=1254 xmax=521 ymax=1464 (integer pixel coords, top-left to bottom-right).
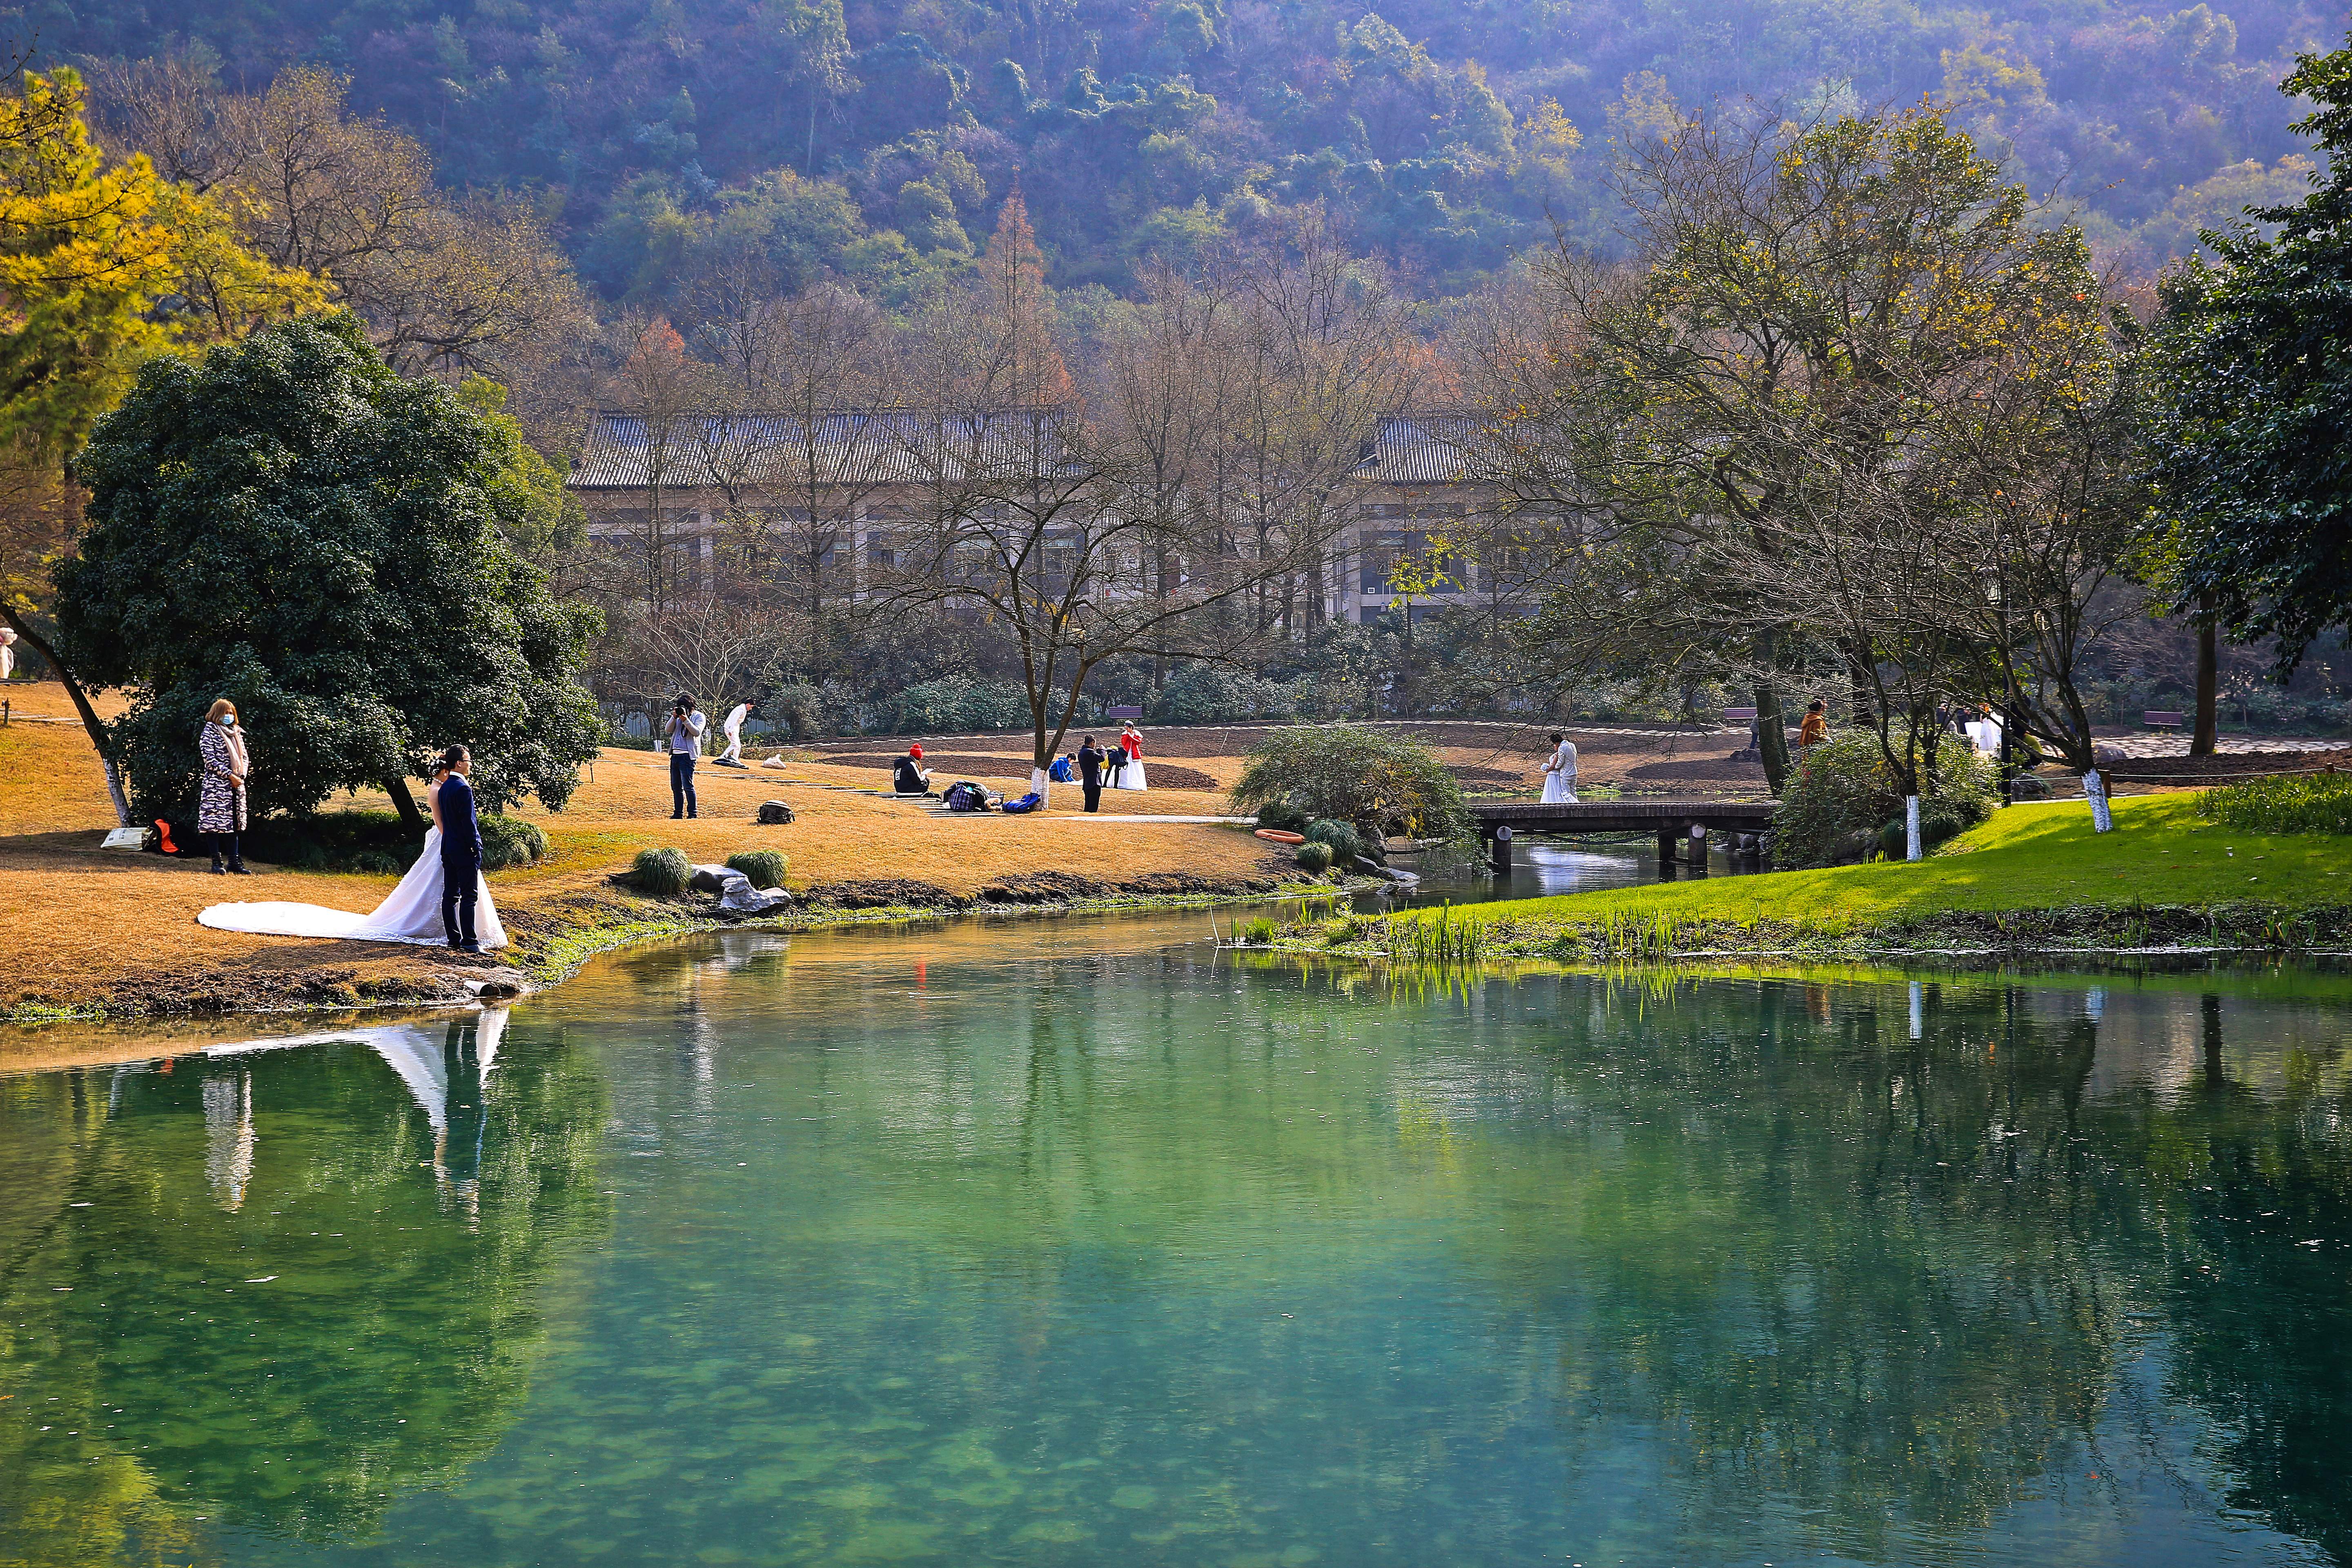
xmin=1254 ymin=829 xmax=1306 ymax=844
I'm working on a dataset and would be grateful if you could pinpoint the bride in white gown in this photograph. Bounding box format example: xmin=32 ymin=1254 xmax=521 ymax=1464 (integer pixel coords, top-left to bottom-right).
xmin=198 ymin=767 xmax=508 ymax=949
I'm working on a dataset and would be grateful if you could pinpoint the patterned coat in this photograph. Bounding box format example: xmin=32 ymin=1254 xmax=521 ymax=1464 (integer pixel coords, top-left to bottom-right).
xmin=198 ymin=721 xmax=247 ymax=832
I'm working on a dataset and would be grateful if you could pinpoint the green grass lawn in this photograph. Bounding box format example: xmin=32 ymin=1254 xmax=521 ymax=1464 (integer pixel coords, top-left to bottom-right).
xmin=1366 ymin=793 xmax=2352 ymax=957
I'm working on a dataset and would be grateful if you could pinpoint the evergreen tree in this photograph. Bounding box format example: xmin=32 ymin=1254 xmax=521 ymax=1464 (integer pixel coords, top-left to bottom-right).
xmin=56 ymin=313 xmax=605 ymax=827
xmin=2146 ymin=32 xmax=2352 ymax=672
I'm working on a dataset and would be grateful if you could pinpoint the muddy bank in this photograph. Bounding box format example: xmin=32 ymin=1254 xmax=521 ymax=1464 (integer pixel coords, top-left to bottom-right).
xmin=8 ymin=868 xmax=1318 ymax=1025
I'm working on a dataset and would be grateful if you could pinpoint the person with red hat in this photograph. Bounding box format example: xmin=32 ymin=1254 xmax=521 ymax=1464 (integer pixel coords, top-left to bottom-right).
xmin=893 ymin=743 xmax=932 ymax=795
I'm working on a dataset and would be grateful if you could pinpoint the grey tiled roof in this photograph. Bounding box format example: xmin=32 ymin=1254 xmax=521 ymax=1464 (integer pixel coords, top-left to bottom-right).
xmin=568 ymin=410 xmax=1513 ymax=492
xmin=1351 ymin=415 xmax=1488 ymax=483
xmin=567 ymin=408 xmax=1083 ymax=490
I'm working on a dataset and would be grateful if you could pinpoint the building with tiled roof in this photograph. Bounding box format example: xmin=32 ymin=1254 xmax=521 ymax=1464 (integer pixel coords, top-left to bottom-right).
xmin=566 ymin=410 xmax=1543 ymax=625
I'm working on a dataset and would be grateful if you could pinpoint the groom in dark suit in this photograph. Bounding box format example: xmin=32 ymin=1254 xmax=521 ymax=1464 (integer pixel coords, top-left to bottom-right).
xmin=439 ymin=745 xmax=485 ymax=953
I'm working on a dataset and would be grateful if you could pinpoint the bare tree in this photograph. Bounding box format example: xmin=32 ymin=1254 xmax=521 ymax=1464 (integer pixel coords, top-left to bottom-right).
xmin=600 ymin=596 xmax=808 ymax=739
xmin=601 ymin=317 xmax=710 ymax=618
xmin=690 ymin=275 xmax=894 ymax=670
xmin=92 ymin=59 xmax=588 ymax=375
xmin=876 ymin=197 xmax=1373 ymax=801
xmin=1217 ymin=213 xmax=1418 ymax=636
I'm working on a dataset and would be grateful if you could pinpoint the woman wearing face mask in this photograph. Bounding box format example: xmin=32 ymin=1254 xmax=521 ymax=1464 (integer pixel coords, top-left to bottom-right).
xmin=198 ymin=699 xmax=250 ymax=874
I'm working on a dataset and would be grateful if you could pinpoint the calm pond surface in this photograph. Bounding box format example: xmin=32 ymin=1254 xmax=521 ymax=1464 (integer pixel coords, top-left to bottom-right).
xmin=6 ymin=904 xmax=2352 ymax=1567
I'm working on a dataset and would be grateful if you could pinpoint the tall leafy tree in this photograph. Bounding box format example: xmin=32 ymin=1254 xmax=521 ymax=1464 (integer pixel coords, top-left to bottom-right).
xmin=2145 ymin=31 xmax=2352 ymax=677
xmin=56 ymin=312 xmax=605 ymax=829
xmin=1483 ymin=102 xmax=2116 ymax=792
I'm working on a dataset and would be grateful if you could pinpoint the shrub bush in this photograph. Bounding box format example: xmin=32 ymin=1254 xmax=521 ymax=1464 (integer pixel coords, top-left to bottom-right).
xmin=1256 ymin=800 xmax=1310 ymax=833
xmin=1773 ymin=731 xmax=1997 ymax=868
xmin=1148 ymin=665 xmax=1297 ymax=725
xmin=1871 ymin=799 xmax=1971 ymax=860
xmin=1228 ymin=725 xmax=1467 ymax=840
xmin=726 ymin=849 xmax=789 ymax=889
xmin=479 ymin=814 xmax=548 ymax=871
xmin=767 ymin=680 xmax=868 ymax=741
xmin=2195 ymin=771 xmax=2352 ymax=835
xmin=878 ymin=677 xmax=1031 ymax=735
xmin=352 ymin=849 xmax=403 ymax=875
xmin=243 ymin=808 xmax=410 ymax=870
xmin=1294 ymin=841 xmax=1334 ymax=873
xmin=1304 ymin=817 xmax=1367 ymax=866
xmin=631 ymin=846 xmax=692 ymax=895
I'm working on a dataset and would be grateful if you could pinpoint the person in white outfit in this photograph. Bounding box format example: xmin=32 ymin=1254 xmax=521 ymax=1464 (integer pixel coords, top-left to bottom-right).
xmin=1115 ymin=722 xmax=1149 ymax=790
xmin=197 ymin=758 xmax=508 ymax=947
xmin=1539 ymin=732 xmax=1578 ymax=803
xmin=715 ymin=699 xmax=756 ymax=768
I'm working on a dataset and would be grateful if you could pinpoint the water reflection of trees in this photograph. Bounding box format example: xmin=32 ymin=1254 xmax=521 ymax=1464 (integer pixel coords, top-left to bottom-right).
xmin=0 ymin=1013 xmax=610 ymax=1565
xmin=758 ymin=951 xmax=2352 ymax=1562
xmin=1419 ymin=971 xmax=2352 ymax=1562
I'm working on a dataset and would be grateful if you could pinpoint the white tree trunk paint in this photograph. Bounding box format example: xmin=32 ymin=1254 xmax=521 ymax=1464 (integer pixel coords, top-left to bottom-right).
xmin=1905 ymin=795 xmax=1921 ymax=861
xmin=2084 ymin=768 xmax=2113 ymax=833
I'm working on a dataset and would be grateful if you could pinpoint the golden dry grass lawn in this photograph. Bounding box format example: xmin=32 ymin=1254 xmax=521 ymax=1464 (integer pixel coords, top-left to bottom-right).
xmin=0 ymin=682 xmax=1299 ymax=1016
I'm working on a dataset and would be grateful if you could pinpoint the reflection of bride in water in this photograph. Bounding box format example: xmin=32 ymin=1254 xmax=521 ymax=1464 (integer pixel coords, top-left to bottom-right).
xmin=208 ymin=1008 xmax=509 ymax=1210
xmin=198 ymin=760 xmax=506 ymax=949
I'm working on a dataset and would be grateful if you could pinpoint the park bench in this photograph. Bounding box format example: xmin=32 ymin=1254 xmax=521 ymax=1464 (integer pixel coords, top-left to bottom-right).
xmin=2144 ymin=710 xmax=2185 ymax=729
xmin=1105 ymin=705 xmax=1143 ymax=720
xmin=1723 ymin=706 xmax=1758 ymax=724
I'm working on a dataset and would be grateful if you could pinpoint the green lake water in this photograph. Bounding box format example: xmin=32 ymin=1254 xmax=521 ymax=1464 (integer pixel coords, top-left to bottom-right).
xmin=6 ymin=906 xmax=2352 ymax=1566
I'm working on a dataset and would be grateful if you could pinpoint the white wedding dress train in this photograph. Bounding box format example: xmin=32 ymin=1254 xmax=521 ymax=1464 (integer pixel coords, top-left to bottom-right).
xmin=199 ymin=826 xmax=508 ymax=949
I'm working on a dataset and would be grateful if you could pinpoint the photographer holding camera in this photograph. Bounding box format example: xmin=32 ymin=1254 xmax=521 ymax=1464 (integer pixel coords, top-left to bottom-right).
xmin=664 ymin=692 xmax=707 ymax=819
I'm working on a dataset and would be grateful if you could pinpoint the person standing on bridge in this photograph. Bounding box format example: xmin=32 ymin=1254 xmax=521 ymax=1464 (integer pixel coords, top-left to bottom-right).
xmin=1539 ymin=733 xmax=1578 ymax=804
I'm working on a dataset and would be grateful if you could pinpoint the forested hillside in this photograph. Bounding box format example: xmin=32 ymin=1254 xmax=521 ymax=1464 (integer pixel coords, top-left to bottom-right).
xmin=5 ymin=0 xmax=2336 ymax=305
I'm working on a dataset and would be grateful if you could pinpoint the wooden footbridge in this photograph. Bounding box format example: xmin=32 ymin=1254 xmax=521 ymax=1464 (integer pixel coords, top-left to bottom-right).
xmin=1468 ymin=799 xmax=1777 ymax=869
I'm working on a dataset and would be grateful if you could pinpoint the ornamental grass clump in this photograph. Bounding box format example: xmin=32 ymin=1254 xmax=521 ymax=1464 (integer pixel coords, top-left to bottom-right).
xmin=631 ymin=846 xmax=692 ymax=896
xmin=480 ymin=815 xmax=548 ymax=870
xmin=2194 ymin=771 xmax=2352 ymax=836
xmin=1303 ymin=818 xmax=1365 ymax=867
xmin=726 ymin=849 xmax=789 ymax=889
xmin=1294 ymin=841 xmax=1334 ymax=873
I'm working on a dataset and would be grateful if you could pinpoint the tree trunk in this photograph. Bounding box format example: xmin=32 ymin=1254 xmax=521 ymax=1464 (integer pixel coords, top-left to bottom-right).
xmin=386 ymin=775 xmax=426 ymax=833
xmin=0 ymin=603 xmax=129 ymax=826
xmin=2192 ymin=596 xmax=2218 ymax=757
xmin=1755 ymin=681 xmax=1791 ymax=795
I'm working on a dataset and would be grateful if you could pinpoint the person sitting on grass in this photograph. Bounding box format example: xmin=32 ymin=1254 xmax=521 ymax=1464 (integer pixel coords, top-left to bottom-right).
xmin=893 ymin=744 xmax=932 ymax=795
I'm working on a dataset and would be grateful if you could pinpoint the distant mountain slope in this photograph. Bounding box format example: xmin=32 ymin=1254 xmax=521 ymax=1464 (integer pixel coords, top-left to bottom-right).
xmin=7 ymin=0 xmax=2334 ymax=298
